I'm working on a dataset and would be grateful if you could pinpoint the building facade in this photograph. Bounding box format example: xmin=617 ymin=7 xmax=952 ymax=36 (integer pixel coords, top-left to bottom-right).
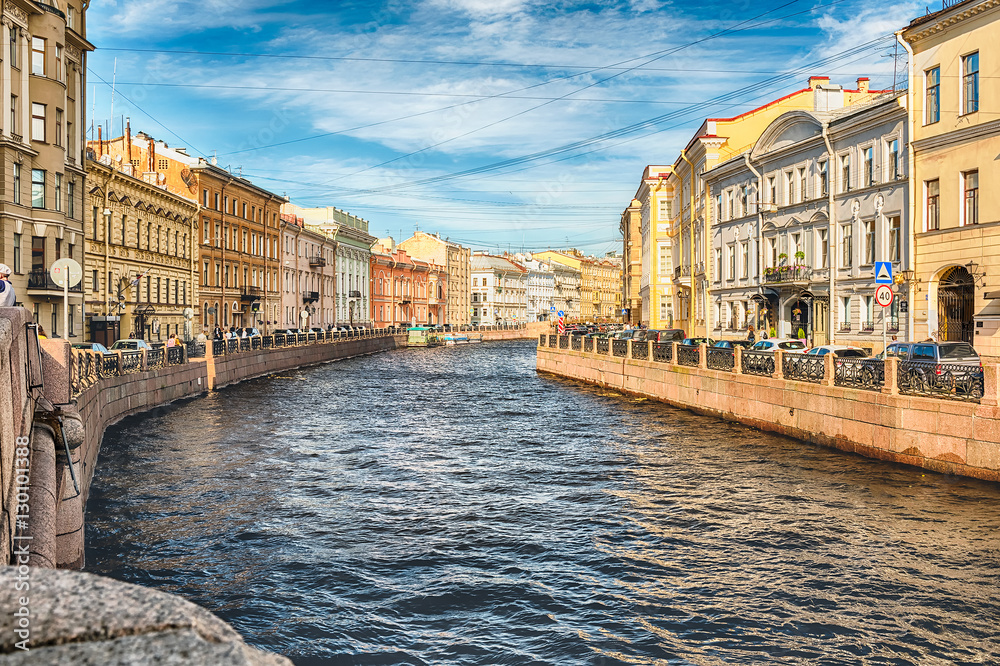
xmin=513 ymin=255 xmax=555 ymax=321
xmin=370 ymin=238 xmax=444 ymax=327
xmin=85 ymin=160 xmax=198 ymax=342
xmin=279 ymin=214 xmax=337 ymax=330
xmin=2 ymin=1 xmax=93 ymax=338
xmin=902 ymin=0 xmax=1000 ymax=354
xmin=705 ymin=93 xmax=909 ymax=348
xmin=397 ymin=231 xmax=471 ymax=326
xmin=621 ymin=195 xmax=644 ymax=325
xmin=471 ymin=253 xmax=527 ymax=325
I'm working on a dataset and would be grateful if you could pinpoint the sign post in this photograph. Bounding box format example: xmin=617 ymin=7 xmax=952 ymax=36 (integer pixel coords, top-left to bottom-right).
xmin=875 ymin=284 xmax=894 ymax=354
xmin=50 ymin=258 xmax=82 ymax=340
xmin=557 ymin=310 xmax=565 ymax=335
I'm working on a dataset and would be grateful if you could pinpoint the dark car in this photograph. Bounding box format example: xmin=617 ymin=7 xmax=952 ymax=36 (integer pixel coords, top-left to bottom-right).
xmin=712 ymin=339 xmax=754 ymax=350
xmin=887 ymin=341 xmax=982 ymax=394
xmin=643 ymin=329 xmax=685 ymax=343
xmin=681 ymin=337 xmax=717 ymax=347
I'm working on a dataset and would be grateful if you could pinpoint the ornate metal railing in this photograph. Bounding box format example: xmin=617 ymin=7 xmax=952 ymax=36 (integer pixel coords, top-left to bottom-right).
xmin=763 ymin=266 xmax=811 ymax=284
xmin=612 ymin=339 xmax=628 ymax=358
xmin=121 ymin=350 xmax=143 ymax=374
xmin=100 ymin=354 xmax=119 ymax=378
xmin=167 ymin=346 xmax=185 ymax=365
xmin=274 ymin=334 xmax=287 ymax=347
xmin=227 ymin=339 xmax=239 ymax=355
xmin=706 ymin=347 xmax=735 ymax=372
xmin=677 ymin=343 xmax=700 ymax=367
xmin=239 ymin=337 xmax=251 ymax=352
xmin=548 ymin=335 xmax=557 ymax=347
xmin=146 ymin=348 xmax=165 ymax=371
xmin=539 ymin=334 xmax=547 ymax=345
xmin=898 ymin=361 xmax=983 ymax=402
xmin=212 ymin=339 xmax=226 ymax=356
xmin=571 ymin=336 xmax=583 ymax=351
xmin=583 ymin=337 xmax=594 ymax=353
xmin=251 ymin=337 xmax=262 ymax=350
xmin=834 ymin=357 xmax=884 ymax=391
xmin=742 ymin=350 xmax=775 ymax=376
xmin=652 ymin=342 xmax=672 ymax=363
xmin=783 ymin=353 xmax=825 ymax=383
xmin=597 ymin=338 xmax=610 ymax=354
xmin=559 ymin=335 xmax=570 ymax=350
xmin=631 ymin=340 xmax=648 ymax=360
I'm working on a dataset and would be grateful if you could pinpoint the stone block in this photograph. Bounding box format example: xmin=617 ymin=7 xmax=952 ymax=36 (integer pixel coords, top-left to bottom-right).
xmin=967 ymin=439 xmax=1000 ymax=471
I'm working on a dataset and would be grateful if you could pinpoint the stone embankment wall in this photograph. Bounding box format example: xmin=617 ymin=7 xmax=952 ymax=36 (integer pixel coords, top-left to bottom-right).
xmin=537 ymin=340 xmax=1000 ymax=483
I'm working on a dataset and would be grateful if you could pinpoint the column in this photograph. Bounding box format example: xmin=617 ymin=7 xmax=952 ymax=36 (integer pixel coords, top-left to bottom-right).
xmin=1 ymin=20 xmax=10 ymax=137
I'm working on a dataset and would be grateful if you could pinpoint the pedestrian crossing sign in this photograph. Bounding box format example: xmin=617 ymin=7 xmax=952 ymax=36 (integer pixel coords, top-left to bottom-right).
xmin=874 ymin=262 xmax=893 ymax=284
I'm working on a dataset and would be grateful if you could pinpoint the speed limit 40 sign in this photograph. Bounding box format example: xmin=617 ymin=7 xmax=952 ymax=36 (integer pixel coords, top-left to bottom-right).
xmin=875 ymin=284 xmax=894 ymax=308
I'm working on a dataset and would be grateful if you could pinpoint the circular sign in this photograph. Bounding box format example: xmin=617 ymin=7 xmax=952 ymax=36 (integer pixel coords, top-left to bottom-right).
xmin=875 ymin=284 xmax=894 ymax=308
xmin=50 ymin=258 xmax=82 ymax=288
xmin=558 ymin=310 xmax=565 ymax=318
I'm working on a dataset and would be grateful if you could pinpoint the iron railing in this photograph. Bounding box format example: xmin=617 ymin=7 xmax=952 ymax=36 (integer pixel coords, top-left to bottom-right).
xmin=121 ymin=350 xmax=143 ymax=374
xmin=632 ymin=341 xmax=648 ymax=360
xmin=100 ymin=354 xmax=119 ymax=378
xmin=612 ymin=339 xmax=628 ymax=357
xmin=652 ymin=342 xmax=673 ymax=363
xmin=597 ymin=338 xmax=610 ymax=354
xmin=706 ymin=347 xmax=735 ymax=372
xmin=539 ymin=334 xmax=547 ymax=346
xmin=212 ymin=339 xmax=226 ymax=356
xmin=783 ymin=353 xmax=825 ymax=383
xmin=584 ymin=337 xmax=594 ymax=353
xmin=571 ymin=336 xmax=583 ymax=351
xmin=742 ymin=350 xmax=775 ymax=376
xmin=167 ymin=346 xmax=185 ymax=365
xmin=677 ymin=343 xmax=700 ymax=367
xmin=898 ymin=361 xmax=983 ymax=402
xmin=763 ymin=266 xmax=811 ymax=284
xmin=559 ymin=335 xmax=570 ymax=349
xmin=146 ymin=348 xmax=164 ymax=371
xmin=834 ymin=357 xmax=884 ymax=391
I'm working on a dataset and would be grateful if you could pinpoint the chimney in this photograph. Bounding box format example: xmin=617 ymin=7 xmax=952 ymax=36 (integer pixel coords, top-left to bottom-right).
xmin=857 ymin=77 xmax=870 ymax=93
xmin=808 ymin=75 xmax=830 ymax=89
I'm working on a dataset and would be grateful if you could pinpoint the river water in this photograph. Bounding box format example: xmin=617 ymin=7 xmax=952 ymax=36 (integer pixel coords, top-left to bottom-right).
xmin=85 ymin=340 xmax=1000 ymax=665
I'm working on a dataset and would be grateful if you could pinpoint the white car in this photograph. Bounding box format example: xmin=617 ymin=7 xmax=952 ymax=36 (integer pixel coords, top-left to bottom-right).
xmin=804 ymin=345 xmax=869 ymax=358
xmin=750 ymin=338 xmax=808 ymax=353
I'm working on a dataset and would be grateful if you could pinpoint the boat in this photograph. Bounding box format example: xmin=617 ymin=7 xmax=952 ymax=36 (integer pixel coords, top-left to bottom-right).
xmin=407 ymin=326 xmax=442 ymax=347
xmin=443 ymin=333 xmax=469 ymax=345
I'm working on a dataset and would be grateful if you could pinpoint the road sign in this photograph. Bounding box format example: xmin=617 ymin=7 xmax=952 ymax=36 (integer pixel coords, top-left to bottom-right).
xmin=50 ymin=258 xmax=82 ymax=288
xmin=874 ymin=262 xmax=893 ymax=285
xmin=557 ymin=310 xmax=565 ymax=318
xmin=550 ymin=306 xmax=556 ymax=313
xmin=875 ymin=284 xmax=894 ymax=307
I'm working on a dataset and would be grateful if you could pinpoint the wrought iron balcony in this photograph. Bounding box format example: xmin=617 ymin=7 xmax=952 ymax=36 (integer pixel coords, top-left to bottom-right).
xmin=763 ymin=266 xmax=811 ymax=284
xmin=27 ymin=268 xmax=82 ymax=293
xmin=303 ymin=291 xmax=320 ymax=303
xmin=240 ymin=286 xmax=263 ymax=301
xmin=349 ymin=290 xmax=361 ymax=298
xmin=309 ymin=256 xmax=326 ymax=268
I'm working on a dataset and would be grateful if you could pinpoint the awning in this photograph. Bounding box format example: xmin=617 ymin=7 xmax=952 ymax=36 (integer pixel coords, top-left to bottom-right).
xmin=750 ymin=288 xmax=780 ymax=303
xmin=985 ymin=290 xmax=1000 ymax=299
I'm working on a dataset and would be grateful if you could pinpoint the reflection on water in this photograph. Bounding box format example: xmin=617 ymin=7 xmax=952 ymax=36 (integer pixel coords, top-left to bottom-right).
xmin=85 ymin=341 xmax=1000 ymax=665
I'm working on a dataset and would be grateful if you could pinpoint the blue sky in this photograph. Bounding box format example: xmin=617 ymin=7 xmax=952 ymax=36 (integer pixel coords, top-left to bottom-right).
xmin=86 ymin=0 xmax=923 ymax=255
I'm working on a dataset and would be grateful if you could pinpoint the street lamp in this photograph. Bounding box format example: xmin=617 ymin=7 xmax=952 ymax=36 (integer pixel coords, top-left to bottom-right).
xmin=965 ymin=261 xmax=986 ymax=286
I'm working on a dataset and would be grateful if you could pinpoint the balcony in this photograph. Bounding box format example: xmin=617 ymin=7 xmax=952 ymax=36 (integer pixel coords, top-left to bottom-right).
xmin=763 ymin=266 xmax=812 ymax=285
xmin=303 ymin=291 xmax=320 ymax=303
xmin=349 ymin=290 xmax=361 ymax=298
xmin=240 ymin=286 xmax=263 ymax=301
xmin=27 ymin=268 xmax=82 ymax=293
xmin=309 ymin=256 xmax=326 ymax=268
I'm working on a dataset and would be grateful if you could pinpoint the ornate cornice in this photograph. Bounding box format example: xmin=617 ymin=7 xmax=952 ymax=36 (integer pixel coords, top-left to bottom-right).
xmin=904 ymin=0 xmax=1000 ymax=43
xmin=912 ymin=117 xmax=1000 ymax=153
xmin=3 ymin=4 xmax=27 ymax=27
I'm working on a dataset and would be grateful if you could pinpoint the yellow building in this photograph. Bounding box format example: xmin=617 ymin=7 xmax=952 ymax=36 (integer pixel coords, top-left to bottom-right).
xmin=666 ymin=76 xmax=886 ymax=337
xmin=626 ymin=166 xmax=674 ymax=328
xmin=534 ymin=249 xmax=621 ymax=321
xmin=901 ymin=1 xmax=1000 ymax=355
xmin=620 ymin=197 xmax=642 ymax=324
xmin=86 ymin=160 xmax=199 ymax=343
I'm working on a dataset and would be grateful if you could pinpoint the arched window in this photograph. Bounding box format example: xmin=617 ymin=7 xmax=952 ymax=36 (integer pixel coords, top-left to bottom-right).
xmin=223 ymin=302 xmax=228 ymax=327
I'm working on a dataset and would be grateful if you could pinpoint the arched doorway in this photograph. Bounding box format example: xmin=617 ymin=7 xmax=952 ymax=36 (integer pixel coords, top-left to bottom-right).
xmin=938 ymin=266 xmax=974 ymax=343
xmin=789 ymin=295 xmax=812 ymax=340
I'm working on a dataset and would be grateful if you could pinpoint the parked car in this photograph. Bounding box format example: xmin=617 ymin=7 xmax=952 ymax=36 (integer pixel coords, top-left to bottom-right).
xmin=109 ymin=339 xmax=153 ymax=351
xmin=72 ymin=342 xmax=110 ymax=354
xmin=712 ymin=339 xmax=754 ymax=350
xmin=804 ymin=345 xmax=869 ymax=358
xmin=681 ymin=337 xmax=717 ymax=347
xmin=750 ymin=338 xmax=807 ymax=353
xmin=883 ymin=341 xmax=983 ymax=394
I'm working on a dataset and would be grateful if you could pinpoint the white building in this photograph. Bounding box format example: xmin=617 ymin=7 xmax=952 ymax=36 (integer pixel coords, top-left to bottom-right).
xmin=471 ymin=254 xmax=527 ymax=325
xmin=515 ymin=255 xmax=556 ymax=321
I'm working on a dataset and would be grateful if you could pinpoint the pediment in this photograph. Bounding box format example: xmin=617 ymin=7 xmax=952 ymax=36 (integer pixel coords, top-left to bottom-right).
xmin=752 ymin=111 xmax=822 ymax=158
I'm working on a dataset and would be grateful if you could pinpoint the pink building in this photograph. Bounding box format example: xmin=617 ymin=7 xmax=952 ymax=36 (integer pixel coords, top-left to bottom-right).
xmin=279 ymin=215 xmax=338 ymax=330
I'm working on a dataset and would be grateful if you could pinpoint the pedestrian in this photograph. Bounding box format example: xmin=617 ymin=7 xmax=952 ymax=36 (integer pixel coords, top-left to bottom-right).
xmin=0 ymin=264 xmax=14 ymax=307
xmin=37 ymin=325 xmax=47 ymax=339
xmin=165 ymin=333 xmax=177 ymax=348
xmin=746 ymin=324 xmax=756 ymax=343
xmin=213 ymin=325 xmax=224 ymax=340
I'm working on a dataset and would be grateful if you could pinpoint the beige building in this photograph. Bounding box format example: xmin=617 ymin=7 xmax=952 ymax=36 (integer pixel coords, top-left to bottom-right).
xmin=85 ymin=159 xmax=199 ymax=342
xmin=1 ymin=1 xmax=93 ymax=338
xmin=621 ymin=196 xmax=643 ymax=325
xmin=533 ymin=249 xmax=621 ymax=321
xmin=471 ymin=253 xmax=527 ymax=325
xmin=279 ymin=214 xmax=337 ymax=330
xmin=397 ymin=231 xmax=471 ymax=326
xmin=901 ymin=0 xmax=1000 ymax=354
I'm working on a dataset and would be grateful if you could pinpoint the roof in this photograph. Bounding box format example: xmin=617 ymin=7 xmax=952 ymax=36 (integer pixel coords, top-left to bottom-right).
xmin=471 ymin=254 xmax=526 ymax=273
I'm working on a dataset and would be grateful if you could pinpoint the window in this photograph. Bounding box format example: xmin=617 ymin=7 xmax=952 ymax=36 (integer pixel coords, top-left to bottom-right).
xmin=819 ymin=161 xmax=828 ymax=197
xmin=54 ymin=173 xmax=61 ymax=212
xmin=767 ymin=237 xmax=777 ymax=268
xmin=158 ymin=159 xmax=168 ymax=171
xmin=31 ymin=169 xmax=44 ymax=208
xmin=841 ymin=223 xmax=852 ymax=268
xmin=30 ymin=103 xmax=44 ymax=142
xmin=12 ymin=233 xmax=20 ymax=274
xmin=92 ymin=270 xmax=98 ymax=293
xmin=863 ymin=147 xmax=873 ymax=187
xmin=889 ymin=216 xmax=901 ymax=262
xmin=728 ymin=245 xmax=736 ymax=280
xmin=32 ymin=237 xmax=44 ymax=271
xmin=55 ymin=109 xmax=62 ymax=146
xmin=55 ymin=45 xmax=63 ymax=82
xmin=863 ymin=296 xmax=875 ymax=330
xmin=785 ymin=171 xmax=794 ymax=205
xmin=926 ymin=179 xmax=940 ymax=231
xmin=658 ymin=245 xmax=669 ymax=277
xmin=715 ymin=194 xmax=722 ymax=221
xmin=887 ymin=139 xmax=899 ymax=180
xmin=963 ymin=52 xmax=979 ymax=115
xmin=12 ymin=163 xmax=20 ymax=205
xmin=768 ymin=176 xmax=776 ymax=204
xmin=926 ymin=67 xmax=940 ymax=124
xmin=840 ymin=154 xmax=851 ymax=193
xmin=819 ymin=229 xmax=828 ymax=269
xmin=841 ymin=296 xmax=852 ymax=329
xmin=798 ymin=168 xmax=807 ymax=202
xmin=963 ymin=171 xmax=979 ymax=225
xmin=9 ymin=95 xmax=16 ymax=136
xmin=31 ymin=37 xmax=45 ymax=76
xmin=9 ymin=27 xmax=18 ymax=68
xmin=714 ymin=248 xmax=722 ymax=280
xmin=741 ymin=242 xmax=749 ymax=278
xmin=863 ymin=220 xmax=875 ymax=265
xmin=67 ymin=181 xmax=74 ymax=218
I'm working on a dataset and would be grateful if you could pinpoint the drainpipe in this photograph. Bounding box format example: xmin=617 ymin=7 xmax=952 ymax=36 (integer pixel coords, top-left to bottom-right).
xmin=897 ymin=30 xmax=917 ymax=342
xmin=744 ymin=153 xmax=764 ymax=328
xmin=679 ymin=150 xmax=697 ymax=332
xmin=822 ymin=123 xmax=838 ymax=344
xmin=191 ymin=173 xmax=199 ymax=338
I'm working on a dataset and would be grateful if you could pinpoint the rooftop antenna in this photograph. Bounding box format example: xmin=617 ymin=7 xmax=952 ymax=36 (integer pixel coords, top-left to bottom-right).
xmin=109 ymin=58 xmax=117 ymax=138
